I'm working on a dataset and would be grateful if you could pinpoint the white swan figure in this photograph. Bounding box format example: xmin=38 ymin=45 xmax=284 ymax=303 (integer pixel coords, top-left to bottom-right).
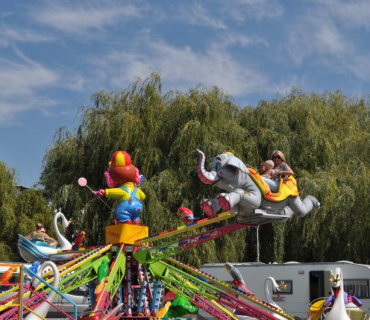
xmin=53 ymin=211 xmax=72 ymax=249
xmin=235 ymin=276 xmax=286 ymax=320
xmin=25 ymin=261 xmax=60 ymax=320
xmin=18 ymin=212 xmax=73 ymax=262
xmin=264 ymin=276 xmax=285 ymax=320
xmin=325 ymin=268 xmax=350 ymax=320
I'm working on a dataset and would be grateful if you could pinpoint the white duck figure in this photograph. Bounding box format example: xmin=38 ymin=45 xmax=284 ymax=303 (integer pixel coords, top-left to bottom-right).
xmin=264 ymin=276 xmax=285 ymax=320
xmin=25 ymin=261 xmax=60 ymax=320
xmin=325 ymin=267 xmax=350 ymax=320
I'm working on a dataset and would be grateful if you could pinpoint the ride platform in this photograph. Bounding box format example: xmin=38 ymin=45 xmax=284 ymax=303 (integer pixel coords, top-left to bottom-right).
xmin=105 ymin=223 xmax=149 ymax=245
xmin=236 ymin=209 xmax=292 ymax=225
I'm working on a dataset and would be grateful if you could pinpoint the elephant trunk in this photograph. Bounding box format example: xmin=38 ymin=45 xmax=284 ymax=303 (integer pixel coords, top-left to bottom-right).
xmin=196 ymin=149 xmax=219 ymax=185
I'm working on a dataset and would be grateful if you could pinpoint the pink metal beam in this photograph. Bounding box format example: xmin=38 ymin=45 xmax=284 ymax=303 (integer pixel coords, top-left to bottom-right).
xmin=0 ymin=293 xmax=45 ymax=320
xmin=218 ymin=291 xmax=281 ymax=320
xmin=178 ymin=223 xmax=251 ymax=251
xmin=193 ymin=293 xmax=231 ymax=320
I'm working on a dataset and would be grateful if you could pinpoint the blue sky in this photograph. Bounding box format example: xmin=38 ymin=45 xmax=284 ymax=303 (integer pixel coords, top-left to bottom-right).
xmin=1 ymin=0 xmax=370 ymax=187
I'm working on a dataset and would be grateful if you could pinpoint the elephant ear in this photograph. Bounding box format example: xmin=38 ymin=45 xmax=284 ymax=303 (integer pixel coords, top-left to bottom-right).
xmin=225 ymin=156 xmax=249 ymax=173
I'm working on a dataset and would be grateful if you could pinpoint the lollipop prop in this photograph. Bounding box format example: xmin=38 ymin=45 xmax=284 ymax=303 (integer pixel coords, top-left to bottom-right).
xmin=78 ymin=177 xmax=113 ymax=211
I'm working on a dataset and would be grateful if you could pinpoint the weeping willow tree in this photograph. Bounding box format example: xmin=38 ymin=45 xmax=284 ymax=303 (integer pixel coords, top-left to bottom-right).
xmin=40 ymin=73 xmax=251 ymax=265
xmin=40 ymin=73 xmax=370 ymax=266
xmin=0 ymin=162 xmax=54 ymax=261
xmin=239 ymin=89 xmax=370 ymax=263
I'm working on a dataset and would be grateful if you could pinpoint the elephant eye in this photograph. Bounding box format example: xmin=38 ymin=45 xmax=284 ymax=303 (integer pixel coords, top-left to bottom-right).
xmin=226 ymin=165 xmax=239 ymax=174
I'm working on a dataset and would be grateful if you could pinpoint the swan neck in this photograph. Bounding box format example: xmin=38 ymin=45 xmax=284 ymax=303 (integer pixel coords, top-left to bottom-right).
xmin=264 ymin=278 xmax=274 ymax=304
xmin=53 ymin=212 xmax=72 ymax=249
xmin=26 ymin=262 xmax=60 ymax=320
xmin=46 ymin=262 xmax=59 ymax=302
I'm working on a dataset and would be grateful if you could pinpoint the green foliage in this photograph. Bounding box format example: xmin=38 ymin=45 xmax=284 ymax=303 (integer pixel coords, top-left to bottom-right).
xmin=39 ymin=73 xmax=370 ymax=265
xmin=240 ymin=89 xmax=370 ymax=263
xmin=0 ymin=163 xmax=17 ymax=240
xmin=0 ymin=242 xmax=18 ymax=261
xmin=0 ymin=162 xmax=53 ymax=261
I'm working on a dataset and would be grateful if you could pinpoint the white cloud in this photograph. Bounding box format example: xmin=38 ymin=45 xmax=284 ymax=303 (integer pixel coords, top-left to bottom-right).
xmin=0 ymin=48 xmax=85 ymax=124
xmin=62 ymin=73 xmax=86 ymax=92
xmin=286 ymin=13 xmax=351 ymax=65
xmin=0 ymin=58 xmax=59 ymax=98
xmin=30 ymin=0 xmax=143 ymax=37
xmin=176 ymin=0 xmax=283 ymax=29
xmin=224 ymin=0 xmax=284 ymax=22
xmin=91 ymin=38 xmax=269 ymax=98
xmin=0 ymin=56 xmax=59 ymax=124
xmin=179 ymin=3 xmax=226 ymax=29
xmin=0 ymin=12 xmax=13 ymax=19
xmin=346 ymin=55 xmax=370 ymax=80
xmin=314 ymin=0 xmax=370 ymax=28
xmin=212 ymin=32 xmax=269 ymax=50
xmin=0 ymin=96 xmax=60 ymax=126
xmin=319 ymin=53 xmax=370 ymax=81
xmin=0 ymin=25 xmax=55 ymax=47
xmin=178 ymin=0 xmax=284 ymax=29
xmin=283 ymin=1 xmax=370 ymax=80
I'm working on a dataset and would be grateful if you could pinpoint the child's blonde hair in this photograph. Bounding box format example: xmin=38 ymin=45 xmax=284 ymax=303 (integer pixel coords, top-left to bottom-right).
xmin=264 ymin=160 xmax=274 ymax=168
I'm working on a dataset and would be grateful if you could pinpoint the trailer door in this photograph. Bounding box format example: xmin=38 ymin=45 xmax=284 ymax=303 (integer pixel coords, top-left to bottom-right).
xmin=309 ymin=270 xmax=331 ymax=302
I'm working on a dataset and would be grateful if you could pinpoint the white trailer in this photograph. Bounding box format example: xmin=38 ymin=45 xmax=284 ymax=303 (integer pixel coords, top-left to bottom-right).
xmin=200 ymin=261 xmax=370 ymax=319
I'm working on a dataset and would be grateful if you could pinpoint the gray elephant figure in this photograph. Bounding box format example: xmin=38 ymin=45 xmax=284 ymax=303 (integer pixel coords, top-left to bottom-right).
xmin=196 ymin=149 xmax=320 ymax=222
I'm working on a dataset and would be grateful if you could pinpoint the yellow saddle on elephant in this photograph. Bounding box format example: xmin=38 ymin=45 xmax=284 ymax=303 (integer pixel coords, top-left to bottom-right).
xmin=248 ymin=167 xmax=299 ymax=202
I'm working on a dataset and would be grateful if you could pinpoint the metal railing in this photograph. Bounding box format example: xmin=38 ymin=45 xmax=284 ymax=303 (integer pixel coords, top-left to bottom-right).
xmin=0 ymin=263 xmax=78 ymax=320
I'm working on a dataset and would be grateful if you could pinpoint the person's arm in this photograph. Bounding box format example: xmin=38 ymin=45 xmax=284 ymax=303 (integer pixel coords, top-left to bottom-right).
xmin=105 ymin=188 xmax=125 ymax=199
xmin=44 ymin=234 xmax=57 ymax=243
xmin=275 ymin=164 xmax=294 ymax=176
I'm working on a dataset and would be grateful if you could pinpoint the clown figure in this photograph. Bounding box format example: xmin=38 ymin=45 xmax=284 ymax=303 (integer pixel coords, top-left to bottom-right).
xmin=177 ymin=207 xmax=199 ymax=225
xmin=94 ymin=151 xmax=146 ymax=225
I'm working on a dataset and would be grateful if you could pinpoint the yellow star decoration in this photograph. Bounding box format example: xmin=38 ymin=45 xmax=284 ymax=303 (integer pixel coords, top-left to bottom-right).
xmin=279 ymin=281 xmax=287 ymax=290
xmin=330 ymin=274 xmax=340 ymax=285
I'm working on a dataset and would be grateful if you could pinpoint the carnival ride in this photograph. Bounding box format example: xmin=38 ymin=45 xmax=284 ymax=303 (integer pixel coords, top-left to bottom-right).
xmin=0 ymin=149 xmax=319 ymax=319
xmin=18 ymin=212 xmax=73 ymax=262
xmin=0 ymin=207 xmax=299 ymax=320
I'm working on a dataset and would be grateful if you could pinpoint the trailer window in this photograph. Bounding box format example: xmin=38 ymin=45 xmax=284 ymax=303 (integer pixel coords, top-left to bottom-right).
xmin=344 ymin=279 xmax=369 ymax=299
xmin=274 ymin=280 xmax=293 ymax=294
